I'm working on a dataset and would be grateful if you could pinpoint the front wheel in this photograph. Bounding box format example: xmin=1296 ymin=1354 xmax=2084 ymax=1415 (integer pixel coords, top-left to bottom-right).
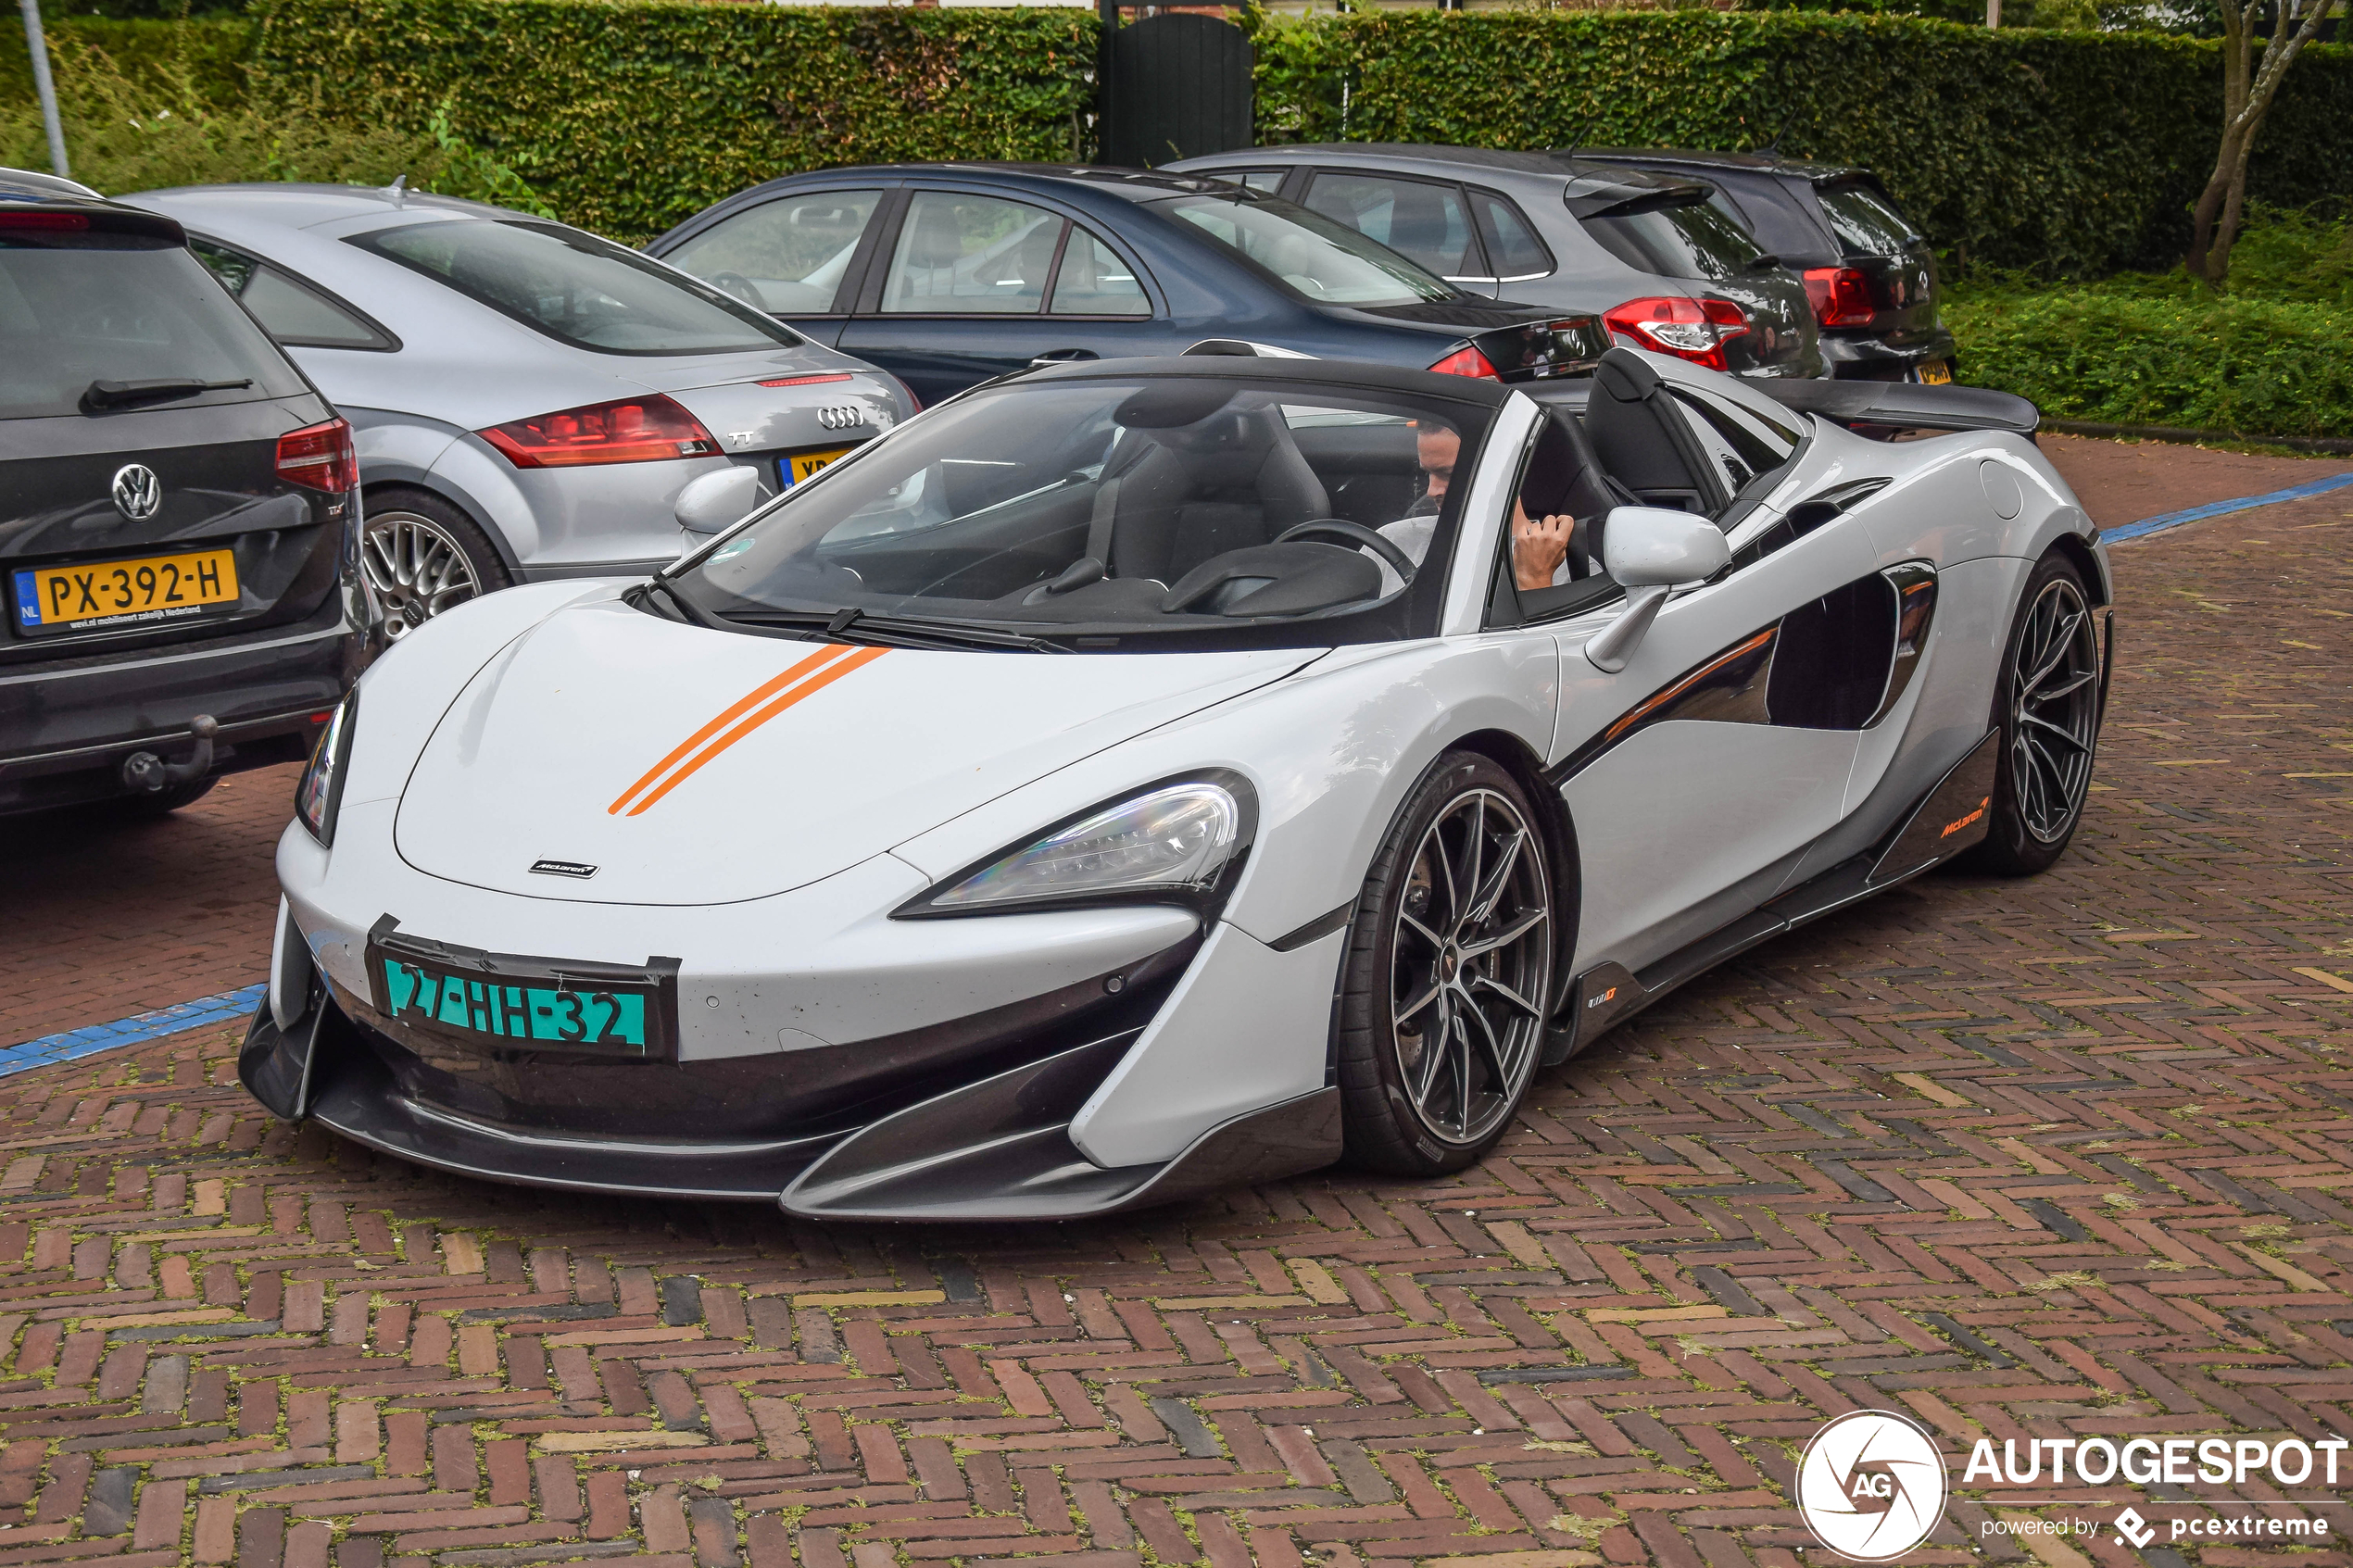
xmin=1337 ymin=751 xmax=1558 ymax=1176
xmin=1967 ymin=552 xmax=2103 ymax=876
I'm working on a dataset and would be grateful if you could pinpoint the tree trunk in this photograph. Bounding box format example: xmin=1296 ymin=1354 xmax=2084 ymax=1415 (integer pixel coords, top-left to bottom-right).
xmin=2185 ymin=0 xmax=2334 ymax=286
xmin=1985 ymin=0 xmax=2000 ymax=27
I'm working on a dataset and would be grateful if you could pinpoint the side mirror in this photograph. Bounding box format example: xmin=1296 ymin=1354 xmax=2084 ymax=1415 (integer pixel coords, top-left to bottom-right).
xmin=674 ymin=465 xmax=762 ymax=535
xmin=1586 ymin=506 xmax=1730 ymax=672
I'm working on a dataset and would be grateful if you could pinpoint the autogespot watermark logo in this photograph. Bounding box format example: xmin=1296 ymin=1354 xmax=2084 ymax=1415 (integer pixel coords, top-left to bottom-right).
xmin=1793 ymin=1412 xmax=2345 ymax=1560
xmin=1796 ymin=1411 xmax=1950 ymax=1562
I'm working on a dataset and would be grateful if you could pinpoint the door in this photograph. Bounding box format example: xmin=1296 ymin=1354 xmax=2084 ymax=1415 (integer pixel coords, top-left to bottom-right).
xmin=837 ymin=189 xmax=1170 ymax=407
xmin=1543 ymin=385 xmax=1896 ymax=972
xmin=659 ymin=186 xmax=894 ymax=349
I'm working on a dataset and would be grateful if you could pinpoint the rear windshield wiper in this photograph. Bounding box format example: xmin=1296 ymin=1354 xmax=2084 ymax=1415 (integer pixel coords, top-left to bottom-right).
xmin=83 ymin=377 xmax=253 ymax=410
xmin=722 ymin=606 xmax=1066 ymax=653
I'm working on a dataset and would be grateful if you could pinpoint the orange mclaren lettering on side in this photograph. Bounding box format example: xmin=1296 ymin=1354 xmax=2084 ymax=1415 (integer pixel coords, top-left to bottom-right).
xmin=1940 ymin=795 xmax=1992 ymax=838
xmin=608 ymin=644 xmax=888 ymax=817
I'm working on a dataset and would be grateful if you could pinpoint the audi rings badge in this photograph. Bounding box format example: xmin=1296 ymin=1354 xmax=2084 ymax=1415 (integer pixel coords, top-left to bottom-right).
xmin=815 ymin=406 xmax=867 ymax=433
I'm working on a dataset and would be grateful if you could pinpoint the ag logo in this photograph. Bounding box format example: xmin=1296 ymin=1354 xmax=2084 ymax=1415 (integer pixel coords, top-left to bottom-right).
xmin=1794 ymin=1409 xmax=1947 ymax=1562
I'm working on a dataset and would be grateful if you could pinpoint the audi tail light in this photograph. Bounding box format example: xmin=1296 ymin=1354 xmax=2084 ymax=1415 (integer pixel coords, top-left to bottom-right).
xmin=756 ymin=372 xmax=853 ymax=389
xmin=1428 ymin=344 xmax=1501 ymax=380
xmin=1602 ymin=297 xmax=1751 ymax=372
xmin=277 ymin=417 xmax=359 ymax=493
xmin=1804 ymin=267 xmax=1877 ymax=328
xmin=479 ymin=395 xmax=718 ymax=469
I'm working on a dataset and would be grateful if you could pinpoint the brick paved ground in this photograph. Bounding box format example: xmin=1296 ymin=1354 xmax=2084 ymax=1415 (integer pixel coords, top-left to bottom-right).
xmin=5 ymin=444 xmax=2353 ymax=1568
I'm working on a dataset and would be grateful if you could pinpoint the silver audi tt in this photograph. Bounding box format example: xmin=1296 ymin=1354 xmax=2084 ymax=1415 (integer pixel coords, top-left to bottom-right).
xmin=122 ymin=184 xmax=915 ymax=635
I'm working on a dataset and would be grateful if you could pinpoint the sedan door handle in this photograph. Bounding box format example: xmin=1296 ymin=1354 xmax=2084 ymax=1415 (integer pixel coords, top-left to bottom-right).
xmin=1029 ymin=349 xmax=1100 ymax=369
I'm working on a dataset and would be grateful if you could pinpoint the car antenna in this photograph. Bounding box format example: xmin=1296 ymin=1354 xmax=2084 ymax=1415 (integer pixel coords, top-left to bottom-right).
xmin=385 ymin=172 xmax=407 ymax=208
xmin=1756 ymin=107 xmax=1795 ymax=160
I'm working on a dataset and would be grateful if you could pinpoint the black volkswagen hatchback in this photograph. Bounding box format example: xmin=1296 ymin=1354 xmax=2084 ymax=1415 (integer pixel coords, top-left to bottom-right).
xmin=1 ymin=170 xmax=371 ymax=815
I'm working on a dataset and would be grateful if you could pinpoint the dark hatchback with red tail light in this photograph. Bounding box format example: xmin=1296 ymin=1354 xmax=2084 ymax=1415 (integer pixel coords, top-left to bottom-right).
xmin=647 ymin=163 xmax=1610 ymax=406
xmin=1574 ymin=149 xmax=1955 ymax=383
xmin=0 ymin=171 xmax=371 ymax=816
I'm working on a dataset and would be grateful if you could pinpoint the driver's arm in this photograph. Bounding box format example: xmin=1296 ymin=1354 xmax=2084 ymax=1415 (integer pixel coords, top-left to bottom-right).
xmin=1511 ymin=500 xmax=1575 ymax=590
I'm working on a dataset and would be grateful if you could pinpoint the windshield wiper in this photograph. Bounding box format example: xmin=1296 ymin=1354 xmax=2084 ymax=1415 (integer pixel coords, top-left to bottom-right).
xmin=630 ymin=577 xmax=726 ymax=631
xmin=83 ymin=377 xmax=253 ymax=410
xmin=723 ymin=606 xmax=1066 ymax=654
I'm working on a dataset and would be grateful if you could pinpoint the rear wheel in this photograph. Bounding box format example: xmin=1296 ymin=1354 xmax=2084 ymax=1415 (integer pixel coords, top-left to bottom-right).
xmin=1337 ymin=752 xmax=1557 ymax=1176
xmin=1968 ymin=552 xmax=2103 ymax=875
xmin=361 ymin=489 xmax=510 ymax=638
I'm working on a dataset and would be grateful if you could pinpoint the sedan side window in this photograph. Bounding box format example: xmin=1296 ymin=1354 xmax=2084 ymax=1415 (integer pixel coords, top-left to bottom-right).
xmin=881 ymin=193 xmax=1064 ymax=315
xmin=1049 ymin=227 xmax=1149 ymax=316
xmin=189 ymin=237 xmax=394 ymax=351
xmin=665 ymin=190 xmax=884 ymax=315
xmin=1302 ymin=172 xmax=1485 ymax=282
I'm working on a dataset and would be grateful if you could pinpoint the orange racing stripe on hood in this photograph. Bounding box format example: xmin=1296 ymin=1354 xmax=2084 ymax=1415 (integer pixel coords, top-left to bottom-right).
xmin=608 ymin=644 xmax=888 ymax=817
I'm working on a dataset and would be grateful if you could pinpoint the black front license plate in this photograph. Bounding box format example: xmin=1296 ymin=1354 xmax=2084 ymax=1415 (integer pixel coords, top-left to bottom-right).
xmin=363 ymin=917 xmax=681 ymax=1060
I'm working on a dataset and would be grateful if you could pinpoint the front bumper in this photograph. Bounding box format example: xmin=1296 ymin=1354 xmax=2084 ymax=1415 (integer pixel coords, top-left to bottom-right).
xmin=239 ymin=926 xmax=1341 ymax=1219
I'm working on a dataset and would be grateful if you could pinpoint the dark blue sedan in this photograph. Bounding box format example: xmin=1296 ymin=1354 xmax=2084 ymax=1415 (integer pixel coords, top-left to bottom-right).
xmin=645 ymin=164 xmax=1604 ymax=408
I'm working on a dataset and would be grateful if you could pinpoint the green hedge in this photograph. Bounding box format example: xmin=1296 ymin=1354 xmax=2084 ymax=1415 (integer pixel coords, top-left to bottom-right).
xmin=1948 ymin=287 xmax=2353 ymax=438
xmin=1249 ymin=11 xmax=2353 ymax=277
xmin=0 ymin=17 xmax=251 ymax=114
xmin=247 ymin=0 xmax=1095 ymax=244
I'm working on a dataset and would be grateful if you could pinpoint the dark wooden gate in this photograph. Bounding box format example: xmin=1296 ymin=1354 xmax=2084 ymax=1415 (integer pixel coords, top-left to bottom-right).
xmin=1099 ymin=12 xmax=1254 ymax=169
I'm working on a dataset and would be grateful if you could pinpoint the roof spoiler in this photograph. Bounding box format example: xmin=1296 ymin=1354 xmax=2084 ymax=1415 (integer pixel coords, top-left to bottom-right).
xmin=1755 ymin=379 xmax=2040 ymax=438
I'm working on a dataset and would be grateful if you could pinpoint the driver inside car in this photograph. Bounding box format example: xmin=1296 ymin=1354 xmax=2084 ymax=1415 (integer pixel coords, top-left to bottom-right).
xmin=1367 ymin=422 xmax=1574 ymax=597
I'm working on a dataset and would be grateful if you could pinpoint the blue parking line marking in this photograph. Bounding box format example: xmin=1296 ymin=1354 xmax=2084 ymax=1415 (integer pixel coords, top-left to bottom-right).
xmin=2107 ymin=470 xmax=2353 ymax=543
xmin=2 ymin=982 xmax=265 ymax=1078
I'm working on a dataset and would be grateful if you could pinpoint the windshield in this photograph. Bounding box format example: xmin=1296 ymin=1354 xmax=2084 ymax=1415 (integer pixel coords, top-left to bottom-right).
xmin=1579 ymin=195 xmax=1768 ymax=282
xmin=670 ymin=375 xmax=1493 ymax=649
xmin=1157 ymin=194 xmax=1458 ymax=307
xmin=0 ymin=232 xmax=306 ymax=420
xmin=348 ymin=219 xmax=802 ymax=355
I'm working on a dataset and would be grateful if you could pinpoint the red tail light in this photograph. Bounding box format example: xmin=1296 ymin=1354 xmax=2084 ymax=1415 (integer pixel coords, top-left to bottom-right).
xmin=1428 ymin=344 xmax=1501 ymax=380
xmin=1804 ymin=267 xmax=1876 ymax=328
xmin=479 ymin=395 xmax=718 ymax=469
xmin=276 ymin=417 xmax=359 ymax=493
xmin=0 ymin=211 xmax=90 ymax=231
xmin=756 ymin=372 xmax=854 ymax=389
xmin=1601 ymin=297 xmax=1750 ymax=372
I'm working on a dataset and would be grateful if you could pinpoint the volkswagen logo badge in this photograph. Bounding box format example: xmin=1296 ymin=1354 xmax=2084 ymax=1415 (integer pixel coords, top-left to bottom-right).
xmin=110 ymin=464 xmax=162 ymax=521
xmin=815 ymin=406 xmax=867 ymax=432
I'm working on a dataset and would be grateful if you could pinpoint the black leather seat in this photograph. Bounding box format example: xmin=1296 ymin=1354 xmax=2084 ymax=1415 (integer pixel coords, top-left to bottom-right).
xmin=1088 ymin=404 xmax=1331 ymax=584
xmin=1584 ymin=348 xmax=1726 ymax=516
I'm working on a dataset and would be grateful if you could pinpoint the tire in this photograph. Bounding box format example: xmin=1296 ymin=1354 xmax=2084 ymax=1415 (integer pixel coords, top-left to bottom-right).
xmin=1966 ymin=551 xmax=2104 ymax=876
xmin=115 ymin=774 xmax=220 ymax=815
xmin=361 ymin=488 xmax=510 ymax=639
xmin=1337 ymin=750 xmax=1558 ymax=1176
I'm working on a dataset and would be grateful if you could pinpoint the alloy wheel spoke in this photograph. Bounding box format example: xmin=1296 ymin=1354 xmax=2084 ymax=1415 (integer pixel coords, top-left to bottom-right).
xmin=1399 ymin=910 xmax=1445 ymax=951
xmin=1466 ymin=830 xmax=1525 ymax=928
xmin=1396 ymin=976 xmax=1444 ymax=1024
xmin=1459 ymin=990 xmax=1514 ymax=1089
xmin=1461 ymin=906 xmax=1546 ymax=959
xmin=1471 ymin=973 xmax=1543 ymax=1019
xmin=2022 ymin=713 xmax=2091 ymax=752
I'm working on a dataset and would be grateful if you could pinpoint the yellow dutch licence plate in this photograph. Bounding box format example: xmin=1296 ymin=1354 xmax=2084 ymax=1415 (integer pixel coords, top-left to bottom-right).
xmin=1918 ymin=359 xmax=1954 ymax=385
xmin=12 ymin=547 xmax=240 ymax=634
xmin=784 ymin=446 xmax=851 ymax=485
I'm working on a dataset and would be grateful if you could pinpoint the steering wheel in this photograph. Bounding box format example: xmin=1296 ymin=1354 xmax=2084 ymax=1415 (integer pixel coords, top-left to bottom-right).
xmin=1274 ymin=518 xmax=1417 ymax=583
xmin=709 ymin=270 xmax=763 ymax=309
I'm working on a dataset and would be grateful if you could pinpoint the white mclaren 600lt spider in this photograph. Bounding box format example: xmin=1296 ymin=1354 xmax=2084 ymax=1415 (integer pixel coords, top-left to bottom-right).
xmin=243 ymin=346 xmax=2111 ymax=1221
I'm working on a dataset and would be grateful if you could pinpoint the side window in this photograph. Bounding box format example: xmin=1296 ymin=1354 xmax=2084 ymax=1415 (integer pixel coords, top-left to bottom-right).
xmin=665 ymin=190 xmax=883 ymax=315
xmin=1302 ymin=172 xmax=1483 ymax=281
xmin=1467 ymin=191 xmax=1554 ymax=281
xmin=190 ymin=237 xmax=393 ymax=350
xmin=1487 ymin=414 xmax=1623 ymax=628
xmin=1049 ymin=228 xmax=1149 ymax=316
xmin=880 ymin=193 xmax=1064 ymax=315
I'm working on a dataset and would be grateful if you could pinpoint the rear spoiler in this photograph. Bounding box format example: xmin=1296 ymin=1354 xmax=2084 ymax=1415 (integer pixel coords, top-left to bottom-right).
xmin=1755 ymin=380 xmax=2040 ymax=438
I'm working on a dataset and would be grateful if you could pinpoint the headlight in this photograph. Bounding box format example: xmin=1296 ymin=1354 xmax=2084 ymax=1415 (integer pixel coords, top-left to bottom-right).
xmin=295 ymin=690 xmax=356 ymax=847
xmin=904 ymin=779 xmax=1249 ymax=917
